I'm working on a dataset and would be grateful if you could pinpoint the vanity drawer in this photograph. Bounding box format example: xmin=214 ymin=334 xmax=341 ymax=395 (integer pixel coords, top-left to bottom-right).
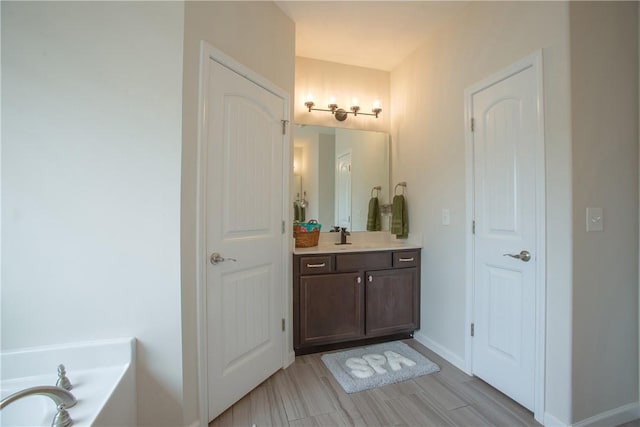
xmin=335 ymin=251 xmax=391 ymax=272
xmin=300 ymin=256 xmax=333 ymax=274
xmin=393 ymin=250 xmax=419 ymax=268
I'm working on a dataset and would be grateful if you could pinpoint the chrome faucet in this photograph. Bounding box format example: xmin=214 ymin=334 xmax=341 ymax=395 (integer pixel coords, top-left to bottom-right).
xmin=1 ymin=385 xmax=77 ymax=427
xmin=0 ymin=385 xmax=77 ymax=410
xmin=56 ymin=364 xmax=73 ymax=391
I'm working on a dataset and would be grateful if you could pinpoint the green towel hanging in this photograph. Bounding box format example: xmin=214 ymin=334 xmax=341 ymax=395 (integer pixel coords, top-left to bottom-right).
xmin=367 ymin=197 xmax=381 ymax=231
xmin=391 ymin=195 xmax=408 ymax=238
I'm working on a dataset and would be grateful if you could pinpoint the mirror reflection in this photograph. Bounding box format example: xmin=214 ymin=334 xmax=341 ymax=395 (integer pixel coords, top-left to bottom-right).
xmin=293 ymin=125 xmax=390 ymax=232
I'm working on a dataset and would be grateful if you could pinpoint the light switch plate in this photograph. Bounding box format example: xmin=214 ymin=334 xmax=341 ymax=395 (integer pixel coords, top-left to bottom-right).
xmin=442 ymin=208 xmax=450 ymax=226
xmin=586 ymin=207 xmax=603 ymax=232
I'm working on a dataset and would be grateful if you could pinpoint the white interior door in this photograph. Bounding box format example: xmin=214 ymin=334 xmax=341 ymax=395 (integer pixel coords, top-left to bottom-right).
xmin=471 ymin=63 xmax=539 ymax=410
xmin=336 ymin=152 xmax=352 ymax=229
xmin=204 ymin=56 xmax=285 ymax=421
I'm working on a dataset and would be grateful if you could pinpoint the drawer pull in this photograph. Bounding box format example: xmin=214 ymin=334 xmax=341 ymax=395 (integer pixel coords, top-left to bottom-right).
xmin=398 ymin=257 xmax=415 ymax=262
xmin=306 ymin=263 xmax=326 ymax=268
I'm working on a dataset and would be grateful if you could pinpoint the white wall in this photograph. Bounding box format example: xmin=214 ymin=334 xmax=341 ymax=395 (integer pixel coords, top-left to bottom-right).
xmin=1 ymin=2 xmax=185 ymax=426
xmin=390 ymin=2 xmax=574 ymax=423
xmin=569 ymin=2 xmax=639 ymax=421
xmin=181 ymin=2 xmax=295 ymax=425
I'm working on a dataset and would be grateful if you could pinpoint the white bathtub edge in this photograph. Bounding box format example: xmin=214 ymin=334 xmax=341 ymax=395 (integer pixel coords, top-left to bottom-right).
xmin=92 ymin=337 xmax=137 ymax=427
xmin=1 ymin=337 xmax=137 ymax=427
xmin=2 ymin=337 xmax=136 ymax=380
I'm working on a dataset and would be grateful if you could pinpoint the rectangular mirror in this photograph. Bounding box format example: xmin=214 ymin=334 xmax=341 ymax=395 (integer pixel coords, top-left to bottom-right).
xmin=293 ymin=125 xmax=390 ymax=232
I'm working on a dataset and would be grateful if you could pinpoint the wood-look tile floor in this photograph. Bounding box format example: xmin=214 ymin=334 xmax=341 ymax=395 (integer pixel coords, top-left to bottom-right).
xmin=210 ymin=339 xmax=544 ymax=427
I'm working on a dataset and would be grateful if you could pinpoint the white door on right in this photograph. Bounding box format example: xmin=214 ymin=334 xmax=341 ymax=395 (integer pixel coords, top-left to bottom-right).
xmin=471 ymin=64 xmax=538 ymax=410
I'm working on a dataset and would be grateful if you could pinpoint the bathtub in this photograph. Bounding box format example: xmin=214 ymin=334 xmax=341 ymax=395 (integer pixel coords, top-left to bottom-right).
xmin=0 ymin=338 xmax=136 ymax=427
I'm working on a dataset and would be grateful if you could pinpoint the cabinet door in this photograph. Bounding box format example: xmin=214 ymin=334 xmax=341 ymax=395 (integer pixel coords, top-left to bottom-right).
xmin=366 ymin=268 xmax=419 ymax=337
xmin=299 ymin=272 xmax=364 ymax=346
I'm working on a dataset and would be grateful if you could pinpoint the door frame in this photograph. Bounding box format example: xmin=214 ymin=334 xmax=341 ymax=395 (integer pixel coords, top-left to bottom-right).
xmin=463 ymin=50 xmax=546 ymax=422
xmin=194 ymin=41 xmax=291 ymax=426
xmin=335 ymin=149 xmax=352 ymax=230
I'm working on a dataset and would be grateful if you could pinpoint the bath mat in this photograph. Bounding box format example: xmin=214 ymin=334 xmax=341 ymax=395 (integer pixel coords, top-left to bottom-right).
xmin=321 ymin=341 xmax=440 ymax=393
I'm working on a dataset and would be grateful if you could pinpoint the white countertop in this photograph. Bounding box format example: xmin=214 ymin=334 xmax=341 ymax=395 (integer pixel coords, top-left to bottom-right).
xmin=293 ymin=231 xmax=421 ymax=255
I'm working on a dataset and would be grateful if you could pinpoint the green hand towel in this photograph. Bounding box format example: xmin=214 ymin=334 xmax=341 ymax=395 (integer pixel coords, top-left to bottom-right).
xmin=391 ymin=195 xmax=409 ymax=238
xmin=366 ymin=197 xmax=381 ymax=231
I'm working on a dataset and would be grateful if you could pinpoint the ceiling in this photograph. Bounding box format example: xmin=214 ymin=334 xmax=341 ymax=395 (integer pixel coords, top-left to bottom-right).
xmin=275 ymin=1 xmax=469 ymax=72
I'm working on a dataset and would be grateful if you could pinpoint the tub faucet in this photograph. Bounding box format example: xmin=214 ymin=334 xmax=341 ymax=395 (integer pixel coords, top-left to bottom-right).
xmin=56 ymin=364 xmax=73 ymax=391
xmin=0 ymin=385 xmax=77 ymax=410
xmin=0 ymin=385 xmax=77 ymax=427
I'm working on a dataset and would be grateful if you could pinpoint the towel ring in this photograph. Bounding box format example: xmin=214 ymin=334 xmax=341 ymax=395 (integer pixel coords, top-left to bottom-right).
xmin=394 ymin=182 xmax=407 ymax=195
xmin=371 ymin=186 xmax=381 ymax=198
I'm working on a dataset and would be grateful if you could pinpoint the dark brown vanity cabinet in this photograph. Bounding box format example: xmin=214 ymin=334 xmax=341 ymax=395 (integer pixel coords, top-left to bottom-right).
xmin=365 ymin=267 xmax=419 ymax=337
xmin=293 ymin=249 xmax=420 ymax=354
xmin=299 ymin=272 xmax=364 ymax=347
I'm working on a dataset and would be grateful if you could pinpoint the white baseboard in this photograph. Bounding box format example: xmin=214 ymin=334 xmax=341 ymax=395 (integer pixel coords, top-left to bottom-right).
xmin=572 ymin=401 xmax=640 ymax=427
xmin=186 ymin=419 xmax=202 ymax=427
xmin=543 ymin=412 xmax=570 ymax=427
xmin=286 ymin=350 xmax=295 ymax=367
xmin=543 ymin=402 xmax=640 ymax=427
xmin=413 ymin=331 xmax=468 ymax=374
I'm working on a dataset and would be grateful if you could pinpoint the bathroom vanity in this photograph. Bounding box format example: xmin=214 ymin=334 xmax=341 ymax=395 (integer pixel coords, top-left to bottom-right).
xmin=293 ymin=241 xmax=421 ymax=355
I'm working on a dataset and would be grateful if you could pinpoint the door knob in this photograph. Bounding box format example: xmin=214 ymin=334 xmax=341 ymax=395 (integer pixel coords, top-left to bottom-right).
xmin=503 ymin=250 xmax=531 ymax=262
xmin=210 ymin=252 xmax=237 ymax=265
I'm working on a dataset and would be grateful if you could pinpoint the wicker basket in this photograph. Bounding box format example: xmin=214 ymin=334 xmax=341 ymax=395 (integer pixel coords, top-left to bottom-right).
xmin=294 ymin=229 xmax=320 ymax=248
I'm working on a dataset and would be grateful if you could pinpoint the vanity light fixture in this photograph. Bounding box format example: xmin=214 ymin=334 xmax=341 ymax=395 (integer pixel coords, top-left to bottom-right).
xmin=304 ymin=95 xmax=382 ymax=122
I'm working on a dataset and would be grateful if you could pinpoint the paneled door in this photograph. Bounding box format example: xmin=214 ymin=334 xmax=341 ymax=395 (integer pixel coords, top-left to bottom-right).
xmin=470 ymin=59 xmax=541 ymax=411
xmin=203 ymin=52 xmax=286 ymax=421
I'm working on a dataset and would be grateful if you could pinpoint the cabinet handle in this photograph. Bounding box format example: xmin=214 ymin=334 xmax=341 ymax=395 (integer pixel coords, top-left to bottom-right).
xmin=356 ymin=277 xmax=362 ymax=284
xmin=306 ymin=263 xmax=326 ymax=268
xmin=368 ymin=275 xmax=373 ymax=282
xmin=398 ymin=257 xmax=415 ymax=262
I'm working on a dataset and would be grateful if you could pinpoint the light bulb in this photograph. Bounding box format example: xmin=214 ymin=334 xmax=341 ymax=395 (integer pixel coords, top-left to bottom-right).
xmin=352 ymin=97 xmax=359 ymax=107
xmin=373 ymin=99 xmax=381 ymax=109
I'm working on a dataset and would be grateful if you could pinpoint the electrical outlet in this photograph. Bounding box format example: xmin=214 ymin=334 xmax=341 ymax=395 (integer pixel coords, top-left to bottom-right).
xmin=586 ymin=207 xmax=603 ymax=232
